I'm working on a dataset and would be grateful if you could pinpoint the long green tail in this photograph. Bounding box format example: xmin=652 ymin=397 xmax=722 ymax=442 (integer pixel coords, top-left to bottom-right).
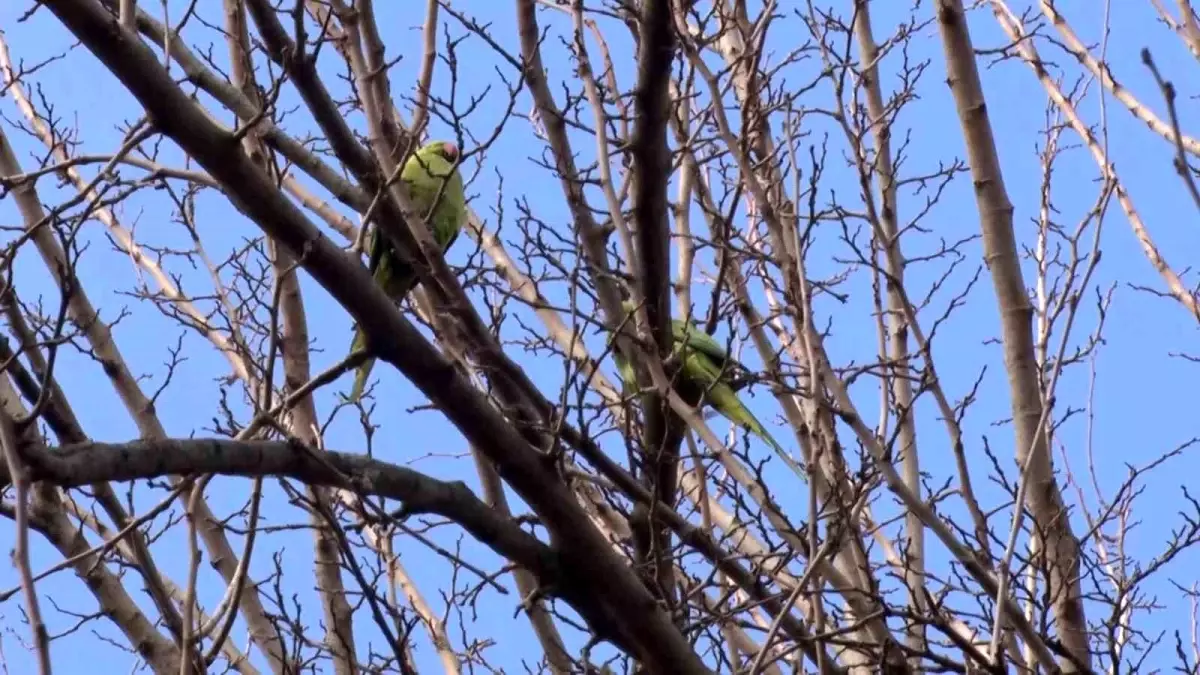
xmin=348 ymin=326 xmax=375 ymax=402
xmin=746 ymin=417 xmax=806 ymax=481
xmin=724 ymin=399 xmax=784 ymax=456
xmin=710 ymin=387 xmax=807 ymax=481
xmin=346 ymin=253 xmax=417 ymax=402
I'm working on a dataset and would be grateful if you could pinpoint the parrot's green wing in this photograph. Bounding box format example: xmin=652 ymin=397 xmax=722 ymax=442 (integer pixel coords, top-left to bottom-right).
xmin=681 ymin=344 xmax=804 ymax=479
xmin=679 ymin=349 xmax=775 ymax=447
xmin=348 ymin=141 xmax=467 ymax=401
xmin=611 ymin=304 xmax=802 ymax=477
xmin=671 ymin=319 xmax=755 ymax=392
xmin=672 ymin=319 xmax=727 ymax=362
xmin=614 ymin=352 xmax=636 ymax=391
xmin=613 ymin=311 xmax=747 ymax=390
xmin=374 ymin=142 xmax=466 ymax=297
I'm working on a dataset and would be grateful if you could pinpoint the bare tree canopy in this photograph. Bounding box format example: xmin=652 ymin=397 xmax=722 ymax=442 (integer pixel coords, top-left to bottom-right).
xmin=2 ymin=0 xmax=1200 ymax=673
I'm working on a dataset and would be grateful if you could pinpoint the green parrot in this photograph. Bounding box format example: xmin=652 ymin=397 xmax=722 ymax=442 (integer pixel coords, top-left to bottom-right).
xmin=613 ymin=302 xmax=788 ymax=457
xmin=348 ymin=140 xmax=467 ymax=401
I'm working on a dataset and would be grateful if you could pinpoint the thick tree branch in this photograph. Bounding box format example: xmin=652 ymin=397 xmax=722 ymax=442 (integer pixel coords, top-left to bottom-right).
xmin=11 ymin=439 xmax=547 ymax=567
xmin=629 ymin=0 xmax=681 ymax=615
xmin=935 ymin=0 xmax=1088 ymax=669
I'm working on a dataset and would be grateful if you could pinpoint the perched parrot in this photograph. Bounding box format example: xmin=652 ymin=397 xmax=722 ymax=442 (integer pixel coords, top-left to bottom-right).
xmin=348 ymin=140 xmax=467 ymax=401
xmin=613 ymin=303 xmax=787 ymax=456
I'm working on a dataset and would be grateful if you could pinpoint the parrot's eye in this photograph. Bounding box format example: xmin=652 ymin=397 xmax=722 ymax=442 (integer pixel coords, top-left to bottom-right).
xmin=441 ymin=142 xmax=460 ymax=162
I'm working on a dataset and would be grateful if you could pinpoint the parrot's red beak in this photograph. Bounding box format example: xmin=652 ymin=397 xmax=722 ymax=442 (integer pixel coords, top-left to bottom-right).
xmin=442 ymin=142 xmax=460 ymax=162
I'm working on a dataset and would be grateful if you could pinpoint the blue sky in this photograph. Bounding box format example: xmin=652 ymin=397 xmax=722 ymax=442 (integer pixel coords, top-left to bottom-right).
xmin=2 ymin=0 xmax=1199 ymax=672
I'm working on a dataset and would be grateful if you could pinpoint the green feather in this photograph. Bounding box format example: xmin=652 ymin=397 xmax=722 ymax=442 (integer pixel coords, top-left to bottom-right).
xmin=613 ymin=307 xmax=785 ymax=455
xmin=348 ymin=140 xmax=467 ymax=401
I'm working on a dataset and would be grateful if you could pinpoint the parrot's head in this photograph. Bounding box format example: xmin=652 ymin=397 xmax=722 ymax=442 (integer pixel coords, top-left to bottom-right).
xmin=420 ymin=140 xmax=460 ymax=165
